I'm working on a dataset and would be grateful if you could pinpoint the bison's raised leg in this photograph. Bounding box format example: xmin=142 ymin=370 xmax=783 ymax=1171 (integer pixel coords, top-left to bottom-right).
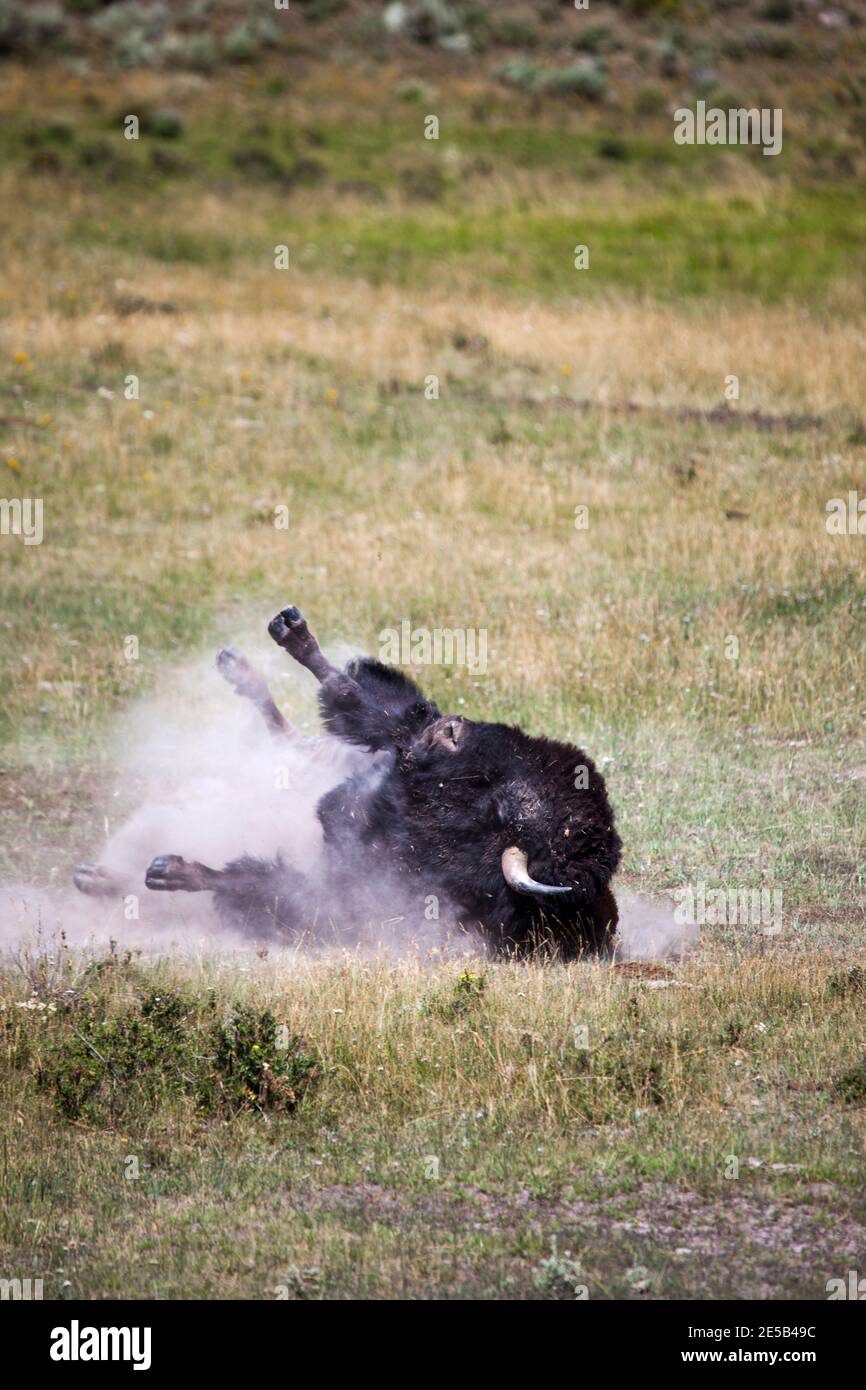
xmin=268 ymin=604 xmax=440 ymax=752
xmin=73 ymin=863 xmax=126 ymax=897
xmin=268 ymin=605 xmax=342 ymax=684
xmin=216 ymin=645 xmax=291 ymax=738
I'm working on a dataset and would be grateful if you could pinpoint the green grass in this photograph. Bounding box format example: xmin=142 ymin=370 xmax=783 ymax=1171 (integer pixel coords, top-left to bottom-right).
xmin=45 ymin=181 xmax=866 ymax=307
xmin=3 ymin=948 xmax=866 ymax=1299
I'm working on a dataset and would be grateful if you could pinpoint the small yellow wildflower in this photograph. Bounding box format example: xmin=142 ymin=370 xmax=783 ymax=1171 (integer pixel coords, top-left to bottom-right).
xmin=6 ymin=457 xmax=20 ymax=472
xmin=325 ymin=387 xmax=338 ymax=404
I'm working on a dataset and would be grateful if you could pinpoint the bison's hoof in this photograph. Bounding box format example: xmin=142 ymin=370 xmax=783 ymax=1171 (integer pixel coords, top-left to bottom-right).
xmin=146 ymin=854 xmax=199 ymax=892
xmin=268 ymin=604 xmax=308 ymax=651
xmin=73 ymin=863 xmax=120 ymax=897
xmin=216 ymin=645 xmax=266 ymax=699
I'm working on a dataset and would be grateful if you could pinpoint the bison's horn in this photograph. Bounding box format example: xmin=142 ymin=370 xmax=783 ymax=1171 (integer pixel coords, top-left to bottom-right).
xmin=501 ymin=847 xmax=573 ymax=897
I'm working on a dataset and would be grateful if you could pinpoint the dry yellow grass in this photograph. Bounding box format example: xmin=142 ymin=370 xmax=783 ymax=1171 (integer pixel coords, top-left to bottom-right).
xmin=2 ymin=247 xmax=863 ymax=749
xmin=5 ymin=255 xmax=866 ymax=412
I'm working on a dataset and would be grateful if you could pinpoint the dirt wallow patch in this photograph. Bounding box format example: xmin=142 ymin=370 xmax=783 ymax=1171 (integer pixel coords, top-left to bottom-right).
xmin=441 ymin=382 xmax=828 ymax=435
xmin=541 ymin=394 xmax=826 ymax=435
xmin=286 ymin=1179 xmax=866 ymax=1299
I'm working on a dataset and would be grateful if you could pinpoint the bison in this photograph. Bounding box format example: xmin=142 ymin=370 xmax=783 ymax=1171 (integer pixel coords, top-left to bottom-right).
xmin=75 ymin=605 xmax=621 ymax=958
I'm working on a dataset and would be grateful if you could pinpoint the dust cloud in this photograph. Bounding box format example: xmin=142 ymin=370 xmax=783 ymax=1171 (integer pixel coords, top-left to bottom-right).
xmin=0 ymin=633 xmax=695 ymax=965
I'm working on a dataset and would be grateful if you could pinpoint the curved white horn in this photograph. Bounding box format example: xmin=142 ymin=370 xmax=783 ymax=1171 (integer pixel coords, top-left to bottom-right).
xmin=501 ymin=847 xmax=572 ymax=897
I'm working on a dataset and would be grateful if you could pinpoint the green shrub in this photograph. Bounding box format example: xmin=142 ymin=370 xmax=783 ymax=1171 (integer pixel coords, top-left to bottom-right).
xmin=836 ymin=1057 xmax=866 ymax=1105
xmin=89 ymin=1 xmax=167 ymax=43
xmin=597 ymin=134 xmax=630 ymax=161
xmin=223 ymin=23 xmax=259 ymax=63
xmin=423 ymin=969 xmax=486 ymax=1022
xmin=140 ymin=108 xmax=184 ymax=139
xmin=490 ymin=16 xmax=540 ymax=48
xmin=399 ymin=164 xmax=446 ymax=200
xmin=723 ymin=27 xmax=800 ymax=61
xmin=613 ymin=0 xmax=681 ymax=14
xmin=24 ymin=119 xmax=75 ymax=146
xmin=761 ymin=0 xmax=794 ymax=20
xmin=206 ymin=1004 xmax=316 ymax=1116
xmin=0 ymin=0 xmax=68 ymax=54
xmin=37 ymin=986 xmax=317 ymax=1127
xmin=532 ymin=1236 xmax=583 ymax=1299
xmin=499 ymin=58 xmax=607 ymax=101
xmin=232 ymin=145 xmax=290 ymax=183
xmin=39 ymin=987 xmax=199 ymax=1124
xmin=656 ymin=35 xmax=679 ymax=78
xmin=633 ymin=84 xmax=666 ymax=116
xmin=297 ymin=0 xmax=347 ymax=19
xmin=566 ymin=1025 xmax=707 ymax=1124
xmin=828 ymin=966 xmax=865 ymax=998
xmin=162 ymin=33 xmax=218 ymax=71
xmin=541 ymin=63 xmax=607 ymax=101
xmin=497 ymin=57 xmax=542 ymax=93
xmin=571 ymin=22 xmax=613 ymax=55
xmin=396 ymin=79 xmax=435 ymax=103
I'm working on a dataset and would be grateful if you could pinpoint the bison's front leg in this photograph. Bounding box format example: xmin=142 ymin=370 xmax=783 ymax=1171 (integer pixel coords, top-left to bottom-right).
xmin=268 ymin=605 xmax=342 ymax=684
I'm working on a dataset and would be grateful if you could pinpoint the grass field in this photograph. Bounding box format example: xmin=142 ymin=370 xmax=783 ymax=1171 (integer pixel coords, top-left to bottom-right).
xmin=1 ymin=42 xmax=865 ymax=1300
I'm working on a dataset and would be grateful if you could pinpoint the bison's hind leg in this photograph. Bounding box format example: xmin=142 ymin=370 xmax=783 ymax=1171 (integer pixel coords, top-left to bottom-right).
xmin=73 ymin=863 xmax=126 ymax=898
xmin=145 ymin=851 xmax=311 ymax=944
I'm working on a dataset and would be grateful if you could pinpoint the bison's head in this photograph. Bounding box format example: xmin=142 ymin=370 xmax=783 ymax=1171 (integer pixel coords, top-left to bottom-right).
xmin=400 ymin=714 xmax=621 ymax=918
